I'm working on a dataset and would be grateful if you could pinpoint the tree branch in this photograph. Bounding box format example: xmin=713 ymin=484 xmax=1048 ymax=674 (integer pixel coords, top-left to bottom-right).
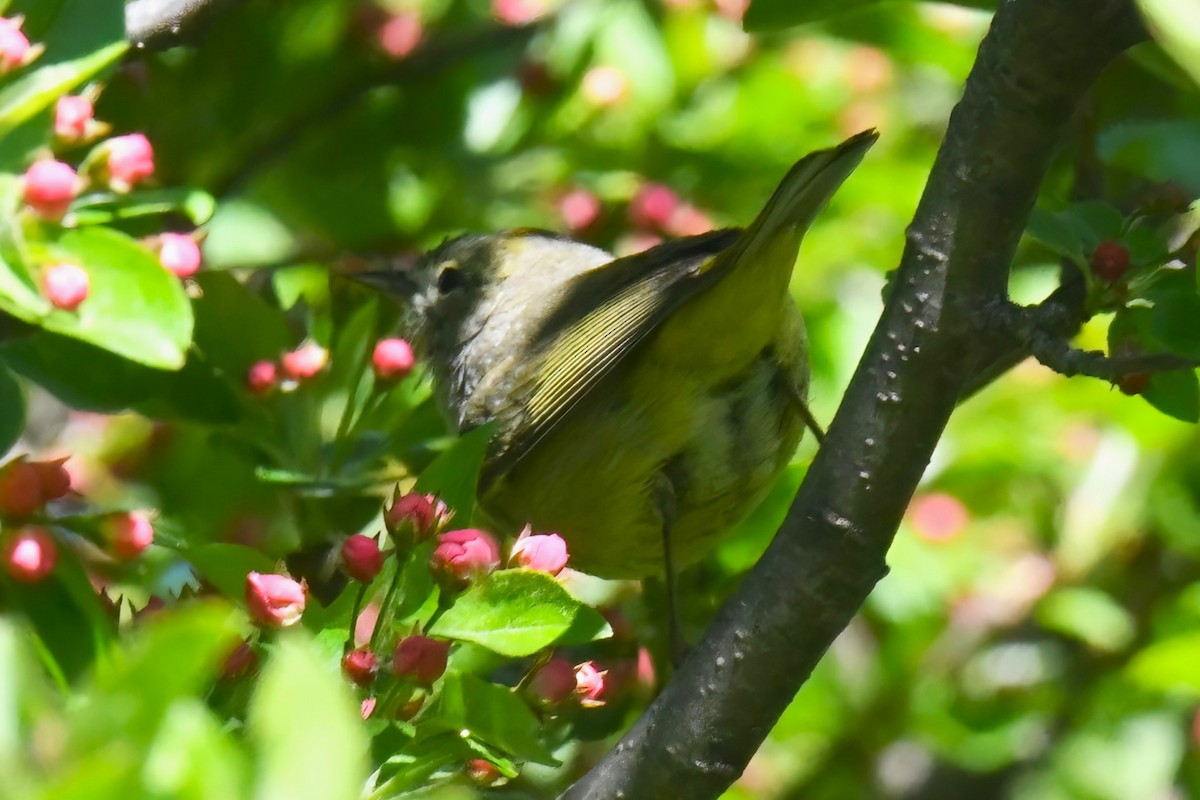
xmin=563 ymin=2 xmax=1146 ymax=798
xmin=124 ymin=0 xmax=237 ymax=50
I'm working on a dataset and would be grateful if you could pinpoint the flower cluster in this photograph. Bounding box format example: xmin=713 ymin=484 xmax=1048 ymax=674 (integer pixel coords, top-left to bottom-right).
xmin=0 ymin=456 xmax=156 ymax=583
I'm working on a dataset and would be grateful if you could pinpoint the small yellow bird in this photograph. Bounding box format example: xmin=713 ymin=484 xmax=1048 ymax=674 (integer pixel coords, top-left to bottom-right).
xmin=366 ymin=131 xmax=876 ymax=586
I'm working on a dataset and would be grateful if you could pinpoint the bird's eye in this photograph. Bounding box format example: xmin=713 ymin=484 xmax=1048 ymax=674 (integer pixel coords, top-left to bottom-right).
xmin=436 ymin=265 xmax=463 ymax=294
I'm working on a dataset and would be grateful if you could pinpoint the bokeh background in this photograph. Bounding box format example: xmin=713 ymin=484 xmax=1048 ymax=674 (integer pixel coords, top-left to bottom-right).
xmin=4 ymin=0 xmax=1200 ymax=798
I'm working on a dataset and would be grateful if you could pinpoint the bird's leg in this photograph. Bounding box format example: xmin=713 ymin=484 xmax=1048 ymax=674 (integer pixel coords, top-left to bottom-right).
xmin=782 ymin=375 xmax=826 ymax=445
xmin=653 ymin=473 xmax=687 ymax=666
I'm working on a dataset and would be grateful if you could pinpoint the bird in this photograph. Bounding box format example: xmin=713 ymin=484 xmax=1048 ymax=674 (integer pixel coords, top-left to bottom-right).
xmin=360 ymin=131 xmax=876 ymax=614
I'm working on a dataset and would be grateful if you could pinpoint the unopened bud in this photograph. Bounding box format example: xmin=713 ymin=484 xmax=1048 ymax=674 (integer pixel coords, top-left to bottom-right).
xmin=384 ymin=490 xmax=451 ymax=545
xmin=393 ymin=635 xmax=449 ymax=684
xmin=341 ymin=534 xmax=384 ymax=582
xmin=31 ymin=458 xmax=71 ymax=501
xmin=465 ymin=758 xmax=505 ymax=786
xmin=0 ymin=460 xmax=44 ymax=517
xmin=23 ymin=160 xmax=79 ymax=221
xmin=102 ymin=510 xmax=154 ymax=560
xmin=342 ymin=648 xmax=378 ymax=686
xmin=0 ymin=17 xmax=38 ymax=73
xmin=157 ymin=233 xmax=202 ymax=279
xmin=527 ymin=657 xmax=576 ymax=706
xmin=54 ymin=95 xmax=95 ymax=142
xmin=281 ymin=342 xmax=328 ymax=380
xmin=43 ymin=263 xmax=89 ymax=311
xmin=430 ymin=528 xmax=500 ymax=584
xmin=3 ymin=526 xmax=56 ymax=583
xmin=104 ymin=133 xmax=155 ymax=192
xmin=246 ymin=360 xmax=278 ymax=395
xmin=372 ymin=338 xmax=415 ymax=381
xmin=245 ymin=571 xmax=306 ymax=627
xmin=509 ymin=527 xmax=569 ymax=576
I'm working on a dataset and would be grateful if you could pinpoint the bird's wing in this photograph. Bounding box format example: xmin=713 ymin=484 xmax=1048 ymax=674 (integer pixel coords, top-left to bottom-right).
xmin=482 ymin=130 xmax=878 ymax=491
xmin=479 ymin=229 xmax=739 ymax=490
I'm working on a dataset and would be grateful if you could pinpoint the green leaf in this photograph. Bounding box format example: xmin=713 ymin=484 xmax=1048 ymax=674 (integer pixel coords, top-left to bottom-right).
xmin=415 ymin=423 xmax=495 ymax=520
xmin=71 ymin=603 xmax=239 ymax=754
xmin=1127 ymin=631 xmax=1200 ymax=694
xmin=248 ymin=631 xmax=369 ymax=800
xmin=430 ymin=570 xmax=597 ymax=657
xmin=45 ymin=228 xmax=194 ymax=369
xmin=142 ymin=700 xmax=250 ymax=800
xmin=1138 ymin=0 xmax=1200 ymax=88
xmin=0 ymin=356 xmax=25 ymax=454
xmin=423 ymin=672 xmax=558 ymax=765
xmin=1142 ymin=368 xmax=1200 ymax=423
xmin=1036 ymin=588 xmax=1136 ymax=653
xmin=192 ymin=271 xmax=292 ymax=374
xmin=184 ymin=543 xmax=277 ymax=599
xmin=70 ymin=188 xmax=218 ymax=227
xmin=2 ymin=331 xmax=238 ymax=421
xmin=1148 ymin=289 xmax=1200 ymax=360
xmin=0 ymin=41 xmax=127 ymax=140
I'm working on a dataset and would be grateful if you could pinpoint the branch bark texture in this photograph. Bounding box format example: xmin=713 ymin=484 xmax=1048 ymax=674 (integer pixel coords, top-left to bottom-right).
xmin=564 ymin=2 xmax=1145 ymax=798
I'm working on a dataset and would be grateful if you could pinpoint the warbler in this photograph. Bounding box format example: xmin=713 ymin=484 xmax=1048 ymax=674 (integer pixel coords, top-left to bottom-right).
xmin=364 ymin=131 xmax=876 ymax=582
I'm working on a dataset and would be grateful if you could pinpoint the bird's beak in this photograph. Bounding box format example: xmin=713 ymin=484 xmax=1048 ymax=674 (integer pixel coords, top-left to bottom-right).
xmin=340 ymin=263 xmax=420 ymax=299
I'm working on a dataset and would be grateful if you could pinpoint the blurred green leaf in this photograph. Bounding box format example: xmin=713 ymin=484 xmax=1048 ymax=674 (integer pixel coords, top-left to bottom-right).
xmin=71 ymin=188 xmax=218 ymax=227
xmin=247 ymin=631 xmax=368 ymax=800
xmin=745 ymin=0 xmax=885 ymax=30
xmin=429 ymin=570 xmax=595 ymax=657
xmin=1138 ymin=0 xmax=1200 ymax=88
xmin=142 ymin=700 xmax=250 ymax=800
xmin=1128 ymin=631 xmax=1200 ymax=694
xmin=184 ymin=543 xmax=277 ymax=599
xmin=1143 ymin=368 xmax=1200 ymax=423
xmin=72 ymin=603 xmax=238 ymax=754
xmin=422 ymin=672 xmax=558 ymax=766
xmin=1036 ymin=587 xmax=1136 ymax=652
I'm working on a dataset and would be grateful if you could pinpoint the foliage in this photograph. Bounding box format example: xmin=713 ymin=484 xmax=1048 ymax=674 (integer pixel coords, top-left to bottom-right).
xmin=0 ymin=0 xmax=1197 ymax=799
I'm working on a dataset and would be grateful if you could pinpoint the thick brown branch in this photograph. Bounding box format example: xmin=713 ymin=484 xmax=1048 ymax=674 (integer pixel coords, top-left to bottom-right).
xmin=564 ymin=2 xmax=1145 ymax=798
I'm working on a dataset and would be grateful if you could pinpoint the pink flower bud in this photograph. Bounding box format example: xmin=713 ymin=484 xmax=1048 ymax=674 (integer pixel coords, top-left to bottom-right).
xmin=575 ymin=661 xmax=607 ymax=707
xmin=372 ymin=338 xmax=415 ymax=381
xmin=582 ymin=65 xmax=629 ymax=107
xmin=3 ymin=526 xmax=56 ymax=583
xmin=102 ymin=510 xmax=154 ymax=560
xmin=43 ymin=263 xmax=89 ymax=311
xmin=0 ymin=17 xmax=34 ymax=73
xmin=104 ymin=133 xmax=155 ymax=192
xmin=377 ymin=11 xmax=422 ymax=59
xmin=384 ymin=490 xmax=451 ymax=544
xmin=23 ymin=160 xmax=79 ymax=221
xmin=430 ymin=529 xmax=500 ymax=584
xmin=246 ymin=360 xmax=278 ymax=395
xmin=280 ymin=342 xmax=328 ymax=380
xmin=527 ymin=657 xmax=576 ymax=706
xmin=491 ymin=0 xmax=547 ymax=26
xmin=509 ymin=528 xmax=568 ymax=576
xmin=558 ymin=189 xmax=602 ymax=232
xmin=360 ymin=697 xmax=377 ymax=719
xmin=31 ymin=458 xmax=72 ymax=501
xmin=667 ymin=204 xmax=713 ymax=237
xmin=157 ymin=233 xmax=202 ymax=278
xmin=342 ymin=647 xmax=378 ymax=686
xmin=629 ymin=183 xmax=678 ymax=231
xmin=0 ymin=460 xmax=44 ymax=517
xmin=573 ymin=662 xmax=604 ymax=705
xmin=341 ymin=534 xmax=384 ymax=582
xmin=54 ymin=95 xmax=94 ymax=141
xmin=393 ymin=635 xmax=449 ymax=684
xmin=245 ymin=571 xmax=306 ymax=627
